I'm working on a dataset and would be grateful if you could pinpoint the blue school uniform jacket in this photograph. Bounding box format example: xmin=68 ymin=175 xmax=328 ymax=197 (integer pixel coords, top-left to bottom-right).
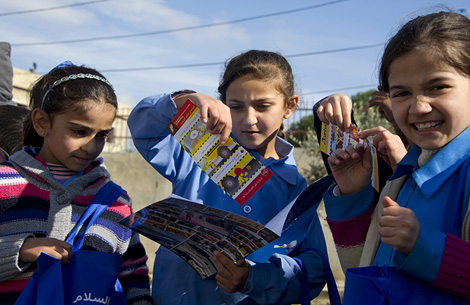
xmin=128 ymin=93 xmax=328 ymax=305
xmin=324 ymin=127 xmax=470 ymax=295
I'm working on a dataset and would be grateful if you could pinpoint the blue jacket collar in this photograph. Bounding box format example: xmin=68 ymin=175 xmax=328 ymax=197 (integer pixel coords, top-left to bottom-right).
xmin=247 ymin=137 xmax=299 ymax=186
xmin=392 ymin=127 xmax=470 ymax=197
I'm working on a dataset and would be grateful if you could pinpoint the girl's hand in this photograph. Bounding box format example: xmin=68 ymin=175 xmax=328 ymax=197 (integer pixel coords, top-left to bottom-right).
xmin=174 ymin=93 xmax=232 ymax=144
xmin=379 ymin=196 xmax=420 ymax=254
xmin=316 ymin=93 xmax=353 ymax=132
xmin=20 ymin=237 xmax=72 ymax=264
xmin=214 ymin=250 xmax=250 ymax=293
xmin=360 ymin=127 xmax=407 ymax=171
xmin=368 ymin=89 xmax=394 ymax=124
xmin=328 ymin=144 xmax=372 ymax=195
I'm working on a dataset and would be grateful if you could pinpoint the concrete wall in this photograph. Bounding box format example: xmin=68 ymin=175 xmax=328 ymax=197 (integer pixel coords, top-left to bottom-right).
xmin=101 ymin=151 xmax=171 ymax=277
xmin=101 ymin=149 xmax=345 ymax=284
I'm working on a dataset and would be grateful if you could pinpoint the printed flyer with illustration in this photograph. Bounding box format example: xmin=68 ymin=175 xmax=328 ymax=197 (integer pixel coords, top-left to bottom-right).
xmin=320 ymin=122 xmax=379 ymax=191
xmin=167 ymin=99 xmax=273 ymax=205
xmin=119 ymin=195 xmax=279 ymax=280
xmin=119 ymin=176 xmax=335 ymax=280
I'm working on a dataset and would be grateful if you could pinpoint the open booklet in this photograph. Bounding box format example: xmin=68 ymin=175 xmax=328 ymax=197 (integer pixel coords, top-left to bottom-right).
xmin=119 ymin=175 xmax=335 ymax=280
xmin=167 ymin=99 xmax=273 ymax=205
xmin=320 ymin=122 xmax=379 ymax=191
xmin=119 ymin=195 xmax=279 ymax=280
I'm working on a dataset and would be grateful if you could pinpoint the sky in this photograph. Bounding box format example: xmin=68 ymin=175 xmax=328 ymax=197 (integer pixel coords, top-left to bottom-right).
xmin=2 ymin=0 xmax=469 ymax=127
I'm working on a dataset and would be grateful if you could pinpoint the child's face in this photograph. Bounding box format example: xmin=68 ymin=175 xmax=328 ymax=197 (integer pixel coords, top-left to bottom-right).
xmin=38 ymin=100 xmax=115 ymax=172
xmin=388 ymin=49 xmax=470 ymax=150
xmin=225 ymin=75 xmax=296 ymax=159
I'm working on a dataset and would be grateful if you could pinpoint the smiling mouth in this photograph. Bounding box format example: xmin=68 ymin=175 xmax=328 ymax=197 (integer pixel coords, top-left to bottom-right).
xmin=414 ymin=121 xmax=442 ymax=131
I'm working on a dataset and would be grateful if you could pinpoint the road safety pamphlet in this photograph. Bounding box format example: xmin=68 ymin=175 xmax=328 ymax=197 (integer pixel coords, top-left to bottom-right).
xmin=319 ymin=122 xmax=379 ymax=191
xmin=120 ymin=173 xmax=335 ymax=280
xmin=119 ymin=195 xmax=279 ymax=280
xmin=167 ymin=99 xmax=273 ymax=205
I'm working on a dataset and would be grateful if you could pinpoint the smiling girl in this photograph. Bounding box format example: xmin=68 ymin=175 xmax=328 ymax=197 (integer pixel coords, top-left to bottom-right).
xmin=322 ymin=11 xmax=470 ymax=303
xmin=128 ymin=50 xmax=330 ymax=305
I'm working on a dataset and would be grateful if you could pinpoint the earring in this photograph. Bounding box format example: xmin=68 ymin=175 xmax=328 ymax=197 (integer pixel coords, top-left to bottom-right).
xmin=41 ymin=131 xmax=47 ymax=136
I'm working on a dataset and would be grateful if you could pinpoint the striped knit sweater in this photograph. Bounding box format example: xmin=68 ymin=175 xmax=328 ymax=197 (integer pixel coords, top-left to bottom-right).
xmin=0 ymin=148 xmax=153 ymax=305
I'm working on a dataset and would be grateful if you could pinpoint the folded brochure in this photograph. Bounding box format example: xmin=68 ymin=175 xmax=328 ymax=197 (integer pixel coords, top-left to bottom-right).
xmin=119 ymin=195 xmax=279 ymax=280
xmin=119 ymin=176 xmax=334 ymax=280
xmin=319 ymin=122 xmax=379 ymax=191
xmin=167 ymin=99 xmax=273 ymax=205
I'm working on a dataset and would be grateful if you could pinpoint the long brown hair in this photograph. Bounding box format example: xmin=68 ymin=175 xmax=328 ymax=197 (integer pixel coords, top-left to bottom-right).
xmin=217 ymin=50 xmax=296 ymax=139
xmin=380 ymin=11 xmax=470 ymax=92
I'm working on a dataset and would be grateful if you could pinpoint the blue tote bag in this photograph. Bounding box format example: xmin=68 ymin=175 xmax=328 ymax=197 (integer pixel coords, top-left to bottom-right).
xmin=343 ymin=158 xmax=470 ymax=305
xmin=14 ymin=181 xmax=127 ymax=305
xmin=342 ymin=266 xmax=470 ymax=305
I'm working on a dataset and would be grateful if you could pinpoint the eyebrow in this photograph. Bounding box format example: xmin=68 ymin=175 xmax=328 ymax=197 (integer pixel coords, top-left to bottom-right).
xmin=389 ymin=76 xmax=451 ymax=91
xmin=389 ymin=84 xmax=405 ymax=91
xmin=67 ymin=122 xmax=113 ymax=133
xmin=226 ymin=98 xmax=272 ymax=103
xmin=426 ymin=76 xmax=451 ymax=85
xmin=226 ymin=99 xmax=244 ymax=103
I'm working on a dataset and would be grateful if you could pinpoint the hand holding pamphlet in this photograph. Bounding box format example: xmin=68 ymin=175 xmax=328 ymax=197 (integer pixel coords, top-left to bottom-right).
xmin=119 ymin=175 xmax=334 ymax=280
xmin=119 ymin=195 xmax=279 ymax=280
xmin=319 ymin=122 xmax=379 ymax=191
xmin=167 ymin=99 xmax=273 ymax=205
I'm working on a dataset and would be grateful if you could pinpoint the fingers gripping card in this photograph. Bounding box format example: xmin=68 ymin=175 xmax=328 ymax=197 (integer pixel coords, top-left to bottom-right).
xmin=320 ymin=122 xmax=379 ymax=191
xmin=167 ymin=99 xmax=273 ymax=205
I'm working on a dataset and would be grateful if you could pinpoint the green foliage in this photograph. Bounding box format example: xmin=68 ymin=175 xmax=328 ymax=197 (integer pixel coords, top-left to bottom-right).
xmin=350 ymin=90 xmax=393 ymax=131
xmin=288 ymin=127 xmax=327 ymax=184
xmin=288 ymin=114 xmax=313 ymax=145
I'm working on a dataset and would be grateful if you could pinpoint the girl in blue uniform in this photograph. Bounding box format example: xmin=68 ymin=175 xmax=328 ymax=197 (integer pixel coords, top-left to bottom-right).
xmin=322 ymin=11 xmax=470 ymax=303
xmin=128 ymin=50 xmax=329 ymax=305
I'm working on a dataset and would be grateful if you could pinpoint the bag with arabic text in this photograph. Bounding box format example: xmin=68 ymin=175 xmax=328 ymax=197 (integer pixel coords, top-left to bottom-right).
xmin=14 ymin=181 xmax=128 ymax=305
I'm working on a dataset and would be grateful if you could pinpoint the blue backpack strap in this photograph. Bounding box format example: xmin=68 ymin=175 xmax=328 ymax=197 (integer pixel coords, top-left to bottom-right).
xmin=294 ymin=248 xmax=341 ymax=305
xmin=292 ymin=257 xmax=312 ymax=305
xmin=66 ymin=181 xmax=125 ymax=251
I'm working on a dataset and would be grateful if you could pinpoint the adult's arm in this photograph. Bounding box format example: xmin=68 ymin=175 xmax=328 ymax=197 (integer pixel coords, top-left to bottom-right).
xmin=0 ymin=42 xmax=14 ymax=105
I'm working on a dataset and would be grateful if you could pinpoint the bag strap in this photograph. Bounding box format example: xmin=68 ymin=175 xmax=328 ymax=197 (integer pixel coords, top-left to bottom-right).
xmin=442 ymin=157 xmax=470 ymax=235
xmin=293 ymin=248 xmax=341 ymax=305
xmin=66 ymin=181 xmax=125 ymax=252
